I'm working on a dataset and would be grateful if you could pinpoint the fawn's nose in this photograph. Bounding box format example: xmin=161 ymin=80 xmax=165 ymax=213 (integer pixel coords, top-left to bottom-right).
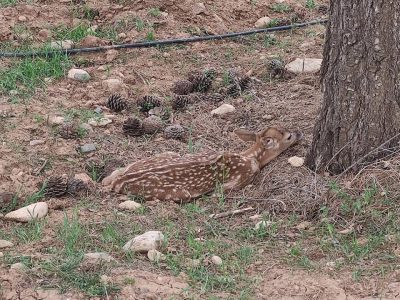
xmin=293 ymin=131 xmax=303 ymax=142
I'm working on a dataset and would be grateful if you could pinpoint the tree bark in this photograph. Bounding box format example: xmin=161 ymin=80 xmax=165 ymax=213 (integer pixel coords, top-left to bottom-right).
xmin=306 ymin=0 xmax=400 ymax=174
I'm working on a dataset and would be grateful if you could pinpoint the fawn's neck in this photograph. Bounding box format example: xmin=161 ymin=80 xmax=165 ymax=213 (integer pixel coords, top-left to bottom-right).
xmin=241 ymin=143 xmax=277 ymax=169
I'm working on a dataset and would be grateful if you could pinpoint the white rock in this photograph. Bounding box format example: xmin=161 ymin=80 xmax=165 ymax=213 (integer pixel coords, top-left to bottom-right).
xmin=0 ymin=252 xmax=3 ymax=258
xmin=88 ymin=117 xmax=112 ymax=127
xmin=50 ymin=40 xmax=74 ymax=50
xmin=10 ymin=262 xmax=26 ymax=271
xmin=288 ymin=156 xmax=304 ymax=167
xmin=29 ymin=139 xmax=45 ymax=146
xmin=102 ymin=78 xmax=123 ymax=92
xmin=48 ymin=115 xmax=65 ymax=125
xmin=5 ymin=202 xmax=48 ymax=222
xmin=83 ymin=252 xmax=115 ymax=263
xmin=123 ymin=231 xmax=164 ymax=253
xmin=193 ymin=3 xmax=206 ymax=15
xmin=147 ymin=249 xmax=166 ymax=262
xmin=18 ymin=15 xmax=27 ymax=22
xmin=211 ymin=255 xmax=223 ymax=266
xmin=326 ymin=261 xmax=336 ymax=268
xmin=285 ymin=58 xmax=323 ymax=74
xmin=67 ymin=68 xmax=91 ymax=82
xmin=0 ymin=240 xmax=13 ymax=249
xmin=118 ymin=200 xmax=142 ymax=211
xmin=211 ymin=104 xmax=236 ymax=116
xmin=254 ymin=220 xmax=273 ymax=230
xmin=255 ymin=17 xmax=272 ymax=28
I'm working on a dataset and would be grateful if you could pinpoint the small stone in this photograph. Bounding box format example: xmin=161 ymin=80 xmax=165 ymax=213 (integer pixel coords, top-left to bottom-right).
xmin=102 ymin=78 xmax=123 ymax=92
xmin=296 ymin=221 xmax=312 ymax=230
xmin=193 ymin=3 xmax=206 ymax=15
xmin=0 ymin=240 xmax=13 ymax=249
xmin=80 ymin=143 xmax=97 ymax=153
xmin=106 ymin=50 xmax=119 ymax=62
xmin=80 ymin=35 xmax=103 ymax=48
xmin=262 ymin=114 xmax=274 ymax=121
xmin=326 ymin=261 xmax=335 ymax=268
xmin=48 ymin=116 xmax=65 ymax=125
xmin=147 ymin=249 xmax=166 ymax=262
xmin=0 ymin=252 xmax=3 ymax=258
xmin=255 ymin=17 xmax=272 ymax=28
xmin=9 ymin=90 xmax=19 ymax=96
xmin=88 ymin=117 xmax=112 ymax=127
xmin=83 ymin=252 xmax=115 ymax=263
xmin=288 ymin=156 xmax=304 ymax=167
xmin=29 ymin=139 xmax=45 ymax=146
xmin=285 ymin=58 xmax=323 ymax=74
xmin=117 ymin=33 xmax=127 ymax=39
xmin=74 ymin=173 xmax=94 ymax=185
xmin=4 ymin=202 xmax=48 ymax=222
xmin=94 ymin=107 xmax=103 ymax=114
xmin=211 ymin=255 xmax=223 ymax=266
xmin=18 ymin=15 xmax=27 ymax=22
xmin=67 ymin=68 xmax=91 ymax=82
xmin=10 ymin=262 xmax=26 ymax=271
xmin=211 ymin=104 xmax=236 ymax=116
xmin=118 ymin=200 xmax=142 ymax=211
xmin=50 ymin=40 xmax=74 ymax=50
xmin=123 ymin=231 xmax=164 ymax=253
xmin=38 ymin=29 xmax=51 ymax=41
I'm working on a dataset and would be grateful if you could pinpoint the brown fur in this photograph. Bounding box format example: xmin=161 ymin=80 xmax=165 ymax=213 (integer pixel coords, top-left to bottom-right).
xmin=102 ymin=127 xmax=303 ymax=202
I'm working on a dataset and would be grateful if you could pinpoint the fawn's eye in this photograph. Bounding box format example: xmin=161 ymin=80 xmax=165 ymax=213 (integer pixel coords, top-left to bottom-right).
xmin=287 ymin=134 xmax=292 ymax=140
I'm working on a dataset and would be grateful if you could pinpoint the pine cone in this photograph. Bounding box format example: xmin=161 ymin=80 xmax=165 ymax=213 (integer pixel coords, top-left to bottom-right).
xmin=44 ymin=176 xmax=68 ymax=198
xmin=59 ymin=122 xmax=78 ymax=139
xmin=106 ymin=94 xmax=127 ymax=112
xmin=171 ymin=80 xmax=194 ymax=95
xmin=142 ymin=115 xmax=164 ymax=134
xmin=171 ymin=95 xmax=193 ymax=110
xmin=226 ymin=69 xmax=251 ymax=92
xmin=164 ymin=124 xmax=185 ymax=140
xmin=137 ymin=96 xmax=162 ymax=112
xmin=66 ymin=178 xmax=87 ymax=195
xmin=238 ymin=76 xmax=251 ymax=91
xmin=226 ymin=83 xmax=241 ymax=97
xmin=276 ymin=18 xmax=292 ymax=26
xmin=202 ymin=93 xmax=224 ymax=102
xmin=123 ymin=117 xmax=144 ymax=136
xmin=269 ymin=59 xmax=285 ymax=77
xmin=188 ymin=68 xmax=216 ymax=93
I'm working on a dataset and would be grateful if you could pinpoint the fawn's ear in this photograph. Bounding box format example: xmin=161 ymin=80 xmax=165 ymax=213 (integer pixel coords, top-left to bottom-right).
xmin=234 ymin=129 xmax=257 ymax=142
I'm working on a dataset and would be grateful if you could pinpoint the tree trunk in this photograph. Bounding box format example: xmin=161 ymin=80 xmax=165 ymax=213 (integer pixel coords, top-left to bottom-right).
xmin=306 ymin=0 xmax=400 ymax=174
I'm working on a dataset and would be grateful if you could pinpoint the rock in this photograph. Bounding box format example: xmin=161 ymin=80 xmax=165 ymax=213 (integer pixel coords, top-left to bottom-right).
xmin=262 ymin=114 xmax=274 ymax=121
xmin=326 ymin=261 xmax=336 ymax=268
xmin=67 ymin=68 xmax=91 ymax=82
xmin=94 ymin=107 xmax=103 ymax=114
xmin=296 ymin=221 xmax=312 ymax=230
xmin=83 ymin=252 xmax=115 ymax=263
xmin=123 ymin=231 xmax=164 ymax=253
xmin=288 ymin=156 xmax=304 ymax=167
xmin=193 ymin=3 xmax=206 ymax=15
xmin=80 ymin=143 xmax=96 ymax=153
xmin=18 ymin=15 xmax=27 ymax=22
xmin=117 ymin=33 xmax=127 ymax=39
xmin=88 ymin=117 xmax=112 ymax=127
xmin=4 ymin=202 xmax=48 ymax=222
xmin=50 ymin=40 xmax=74 ymax=50
xmin=29 ymin=139 xmax=45 ymax=146
xmin=79 ymin=123 xmax=93 ymax=133
xmin=74 ymin=173 xmax=94 ymax=185
xmin=211 ymin=255 xmax=223 ymax=266
xmin=80 ymin=35 xmax=104 ymax=48
xmin=48 ymin=115 xmax=65 ymax=125
xmin=102 ymin=78 xmax=123 ymax=92
xmin=211 ymin=104 xmax=236 ymax=116
xmin=147 ymin=249 xmax=166 ymax=262
xmin=106 ymin=50 xmax=119 ymax=62
xmin=38 ymin=29 xmax=51 ymax=41
xmin=0 ymin=161 xmax=6 ymax=175
xmin=0 ymin=240 xmax=13 ymax=249
xmin=10 ymin=262 xmax=26 ymax=271
xmin=255 ymin=17 xmax=272 ymax=28
xmin=255 ymin=220 xmax=273 ymax=230
xmin=0 ymin=252 xmax=3 ymax=258
xmin=118 ymin=200 xmax=142 ymax=211
xmin=285 ymin=58 xmax=323 ymax=74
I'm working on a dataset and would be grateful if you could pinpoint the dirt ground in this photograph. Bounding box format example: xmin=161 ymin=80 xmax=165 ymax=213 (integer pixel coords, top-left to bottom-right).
xmin=1 ymin=0 xmax=400 ymax=299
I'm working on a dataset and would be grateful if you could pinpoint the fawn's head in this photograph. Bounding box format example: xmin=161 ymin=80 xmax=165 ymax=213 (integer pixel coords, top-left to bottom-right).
xmin=234 ymin=126 xmax=303 ymax=167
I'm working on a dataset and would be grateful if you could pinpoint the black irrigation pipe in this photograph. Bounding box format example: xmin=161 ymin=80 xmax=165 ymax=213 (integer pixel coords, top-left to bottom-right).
xmin=0 ymin=19 xmax=328 ymax=58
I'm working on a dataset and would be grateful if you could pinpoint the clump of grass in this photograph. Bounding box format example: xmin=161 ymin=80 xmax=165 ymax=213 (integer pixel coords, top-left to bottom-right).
xmin=13 ymin=219 xmax=46 ymax=243
xmin=271 ymin=3 xmax=292 ymax=13
xmin=0 ymin=51 xmax=71 ymax=97
xmin=306 ymin=0 xmax=316 ymax=9
xmin=0 ymin=0 xmax=17 ymax=7
xmin=135 ymin=17 xmax=146 ymax=31
xmin=148 ymin=7 xmax=162 ymax=17
xmin=263 ymin=34 xmax=277 ymax=48
xmin=146 ymin=31 xmax=155 ymax=41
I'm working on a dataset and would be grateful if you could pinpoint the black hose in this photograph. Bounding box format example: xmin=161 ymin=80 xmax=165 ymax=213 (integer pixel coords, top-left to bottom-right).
xmin=0 ymin=19 xmax=328 ymax=58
